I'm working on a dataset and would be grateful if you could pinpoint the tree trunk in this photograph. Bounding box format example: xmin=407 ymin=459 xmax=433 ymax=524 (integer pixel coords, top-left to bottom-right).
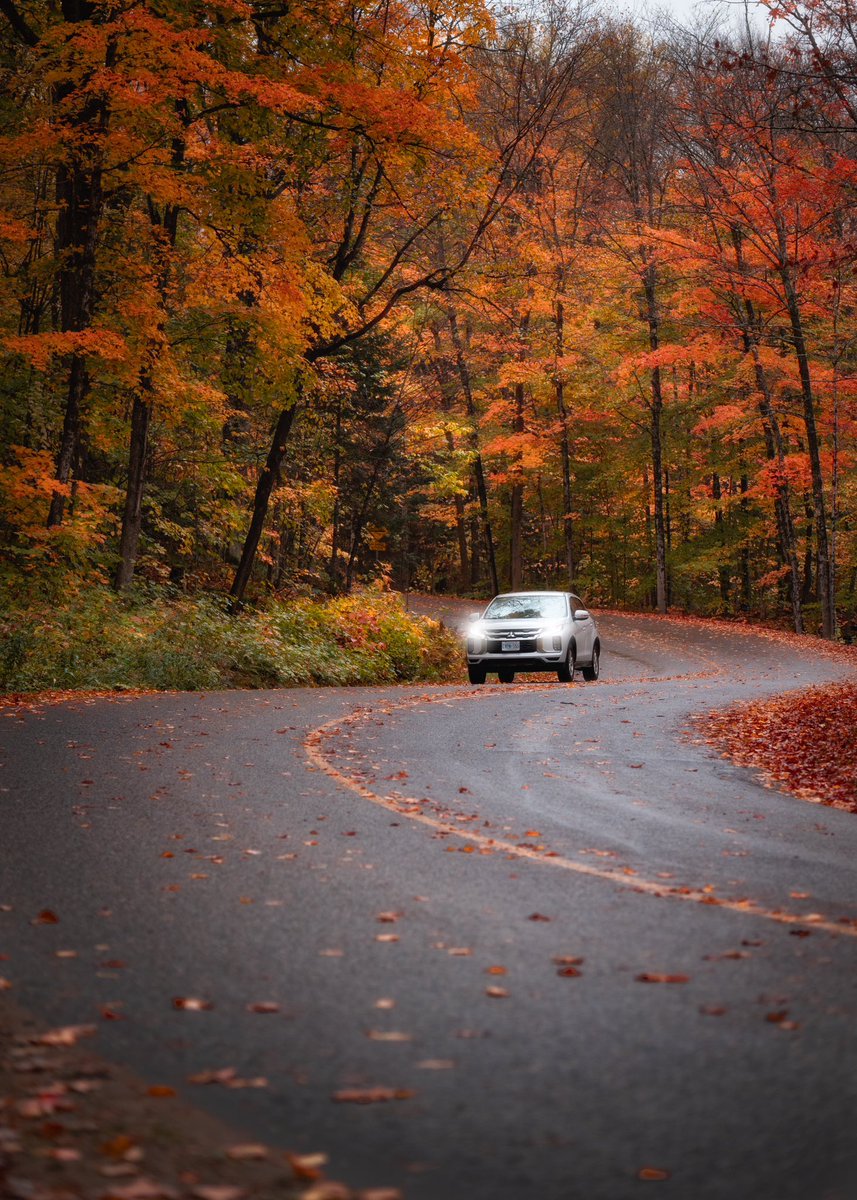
xmin=344 ymin=404 xmax=399 ymax=592
xmin=554 ymin=300 xmax=574 ymax=587
xmin=509 ymin=379 xmax=525 ymax=591
xmin=643 ymin=266 xmax=668 ymax=614
xmin=47 ymin=14 xmax=115 ymax=525
xmin=113 ymin=103 xmax=187 ymax=586
xmin=329 ymin=396 xmax=342 ymax=591
xmin=447 ymin=308 xmax=498 ymax=595
xmin=229 ymin=404 xmax=298 ymax=608
xmin=739 ymin=473 xmax=752 ymax=612
xmin=47 ymin=354 xmax=88 ymax=527
xmin=742 ymin=326 xmax=803 ymax=633
xmin=781 ymin=272 xmax=835 ymax=637
xmin=712 ymin=472 xmax=730 ymax=609
xmin=114 ymin=390 xmax=151 ymax=590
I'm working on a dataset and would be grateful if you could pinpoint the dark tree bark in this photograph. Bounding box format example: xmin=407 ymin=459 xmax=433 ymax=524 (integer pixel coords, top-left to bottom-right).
xmin=780 ymin=268 xmax=835 ymax=637
xmin=113 ymin=106 xmax=186 ymax=589
xmin=229 ymin=404 xmax=298 ymax=608
xmin=343 ymin=405 xmax=399 ymax=591
xmin=47 ymin=8 xmax=115 ymax=526
xmin=554 ymin=299 xmax=575 ymax=589
xmin=509 ymin=378 xmax=525 ymax=591
xmin=712 ymin=472 xmax=730 ymax=609
xmin=328 ymin=395 xmax=343 ymax=590
xmin=447 ymin=308 xmax=499 ymax=595
xmin=114 ymin=389 xmax=152 ymax=589
xmin=642 ymin=266 xmax=668 ymax=614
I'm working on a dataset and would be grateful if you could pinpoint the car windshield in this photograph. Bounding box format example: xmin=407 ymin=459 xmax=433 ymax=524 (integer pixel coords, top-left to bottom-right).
xmin=483 ymin=594 xmax=567 ymax=620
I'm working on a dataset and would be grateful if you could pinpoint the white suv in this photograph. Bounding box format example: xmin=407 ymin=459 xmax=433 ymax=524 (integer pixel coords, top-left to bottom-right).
xmin=465 ymin=591 xmax=600 ymax=685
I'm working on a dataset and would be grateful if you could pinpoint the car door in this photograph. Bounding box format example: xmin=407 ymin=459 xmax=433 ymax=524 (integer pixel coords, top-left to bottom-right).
xmin=570 ymin=594 xmax=593 ymax=660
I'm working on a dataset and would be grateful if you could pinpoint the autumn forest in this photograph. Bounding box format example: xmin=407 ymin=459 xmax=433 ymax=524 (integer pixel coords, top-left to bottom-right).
xmin=1 ymin=0 xmax=856 ymax=659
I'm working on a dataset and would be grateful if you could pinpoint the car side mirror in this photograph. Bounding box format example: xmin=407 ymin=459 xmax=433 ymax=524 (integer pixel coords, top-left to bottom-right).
xmin=573 ymin=609 xmax=590 ymax=621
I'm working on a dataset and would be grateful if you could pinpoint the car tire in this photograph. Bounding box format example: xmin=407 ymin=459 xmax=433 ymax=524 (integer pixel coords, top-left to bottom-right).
xmin=498 ymin=669 xmax=515 ymax=684
xmin=582 ymin=641 xmax=600 ymax=682
xmin=557 ymin=642 xmax=576 ymax=682
xmin=468 ymin=665 xmax=486 ymax=685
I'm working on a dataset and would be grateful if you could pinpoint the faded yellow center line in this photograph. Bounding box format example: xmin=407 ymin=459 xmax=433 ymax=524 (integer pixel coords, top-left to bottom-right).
xmin=303 ymin=678 xmax=857 ymax=941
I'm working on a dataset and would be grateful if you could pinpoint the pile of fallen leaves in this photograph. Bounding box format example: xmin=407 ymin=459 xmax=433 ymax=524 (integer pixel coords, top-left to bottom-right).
xmin=0 ymin=997 xmax=398 ymax=1200
xmin=698 ymin=682 xmax=857 ymax=812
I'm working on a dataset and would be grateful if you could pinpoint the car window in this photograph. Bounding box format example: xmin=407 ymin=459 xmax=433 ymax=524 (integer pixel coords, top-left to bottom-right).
xmin=483 ymin=594 xmax=568 ymax=620
xmin=571 ymin=595 xmax=584 ymax=612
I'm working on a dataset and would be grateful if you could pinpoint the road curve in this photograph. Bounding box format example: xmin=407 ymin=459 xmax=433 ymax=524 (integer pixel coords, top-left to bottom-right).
xmin=1 ymin=608 xmax=856 ymax=1200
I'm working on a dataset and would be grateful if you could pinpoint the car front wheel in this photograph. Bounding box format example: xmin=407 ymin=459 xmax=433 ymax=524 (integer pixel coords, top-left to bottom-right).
xmin=582 ymin=642 xmax=600 ymax=682
xmin=468 ymin=665 xmax=486 ymax=685
xmin=557 ymin=642 xmax=576 ymax=683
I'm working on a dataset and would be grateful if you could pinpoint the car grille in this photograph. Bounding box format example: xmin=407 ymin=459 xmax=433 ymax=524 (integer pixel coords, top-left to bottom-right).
xmin=487 ymin=637 xmax=538 ymax=653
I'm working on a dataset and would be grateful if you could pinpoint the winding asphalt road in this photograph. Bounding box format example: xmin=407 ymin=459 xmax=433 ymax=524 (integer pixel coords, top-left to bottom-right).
xmin=2 ymin=605 xmax=856 ymax=1199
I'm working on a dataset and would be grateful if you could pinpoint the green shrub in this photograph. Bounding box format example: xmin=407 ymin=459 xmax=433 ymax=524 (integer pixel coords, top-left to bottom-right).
xmin=0 ymin=584 xmax=461 ymax=695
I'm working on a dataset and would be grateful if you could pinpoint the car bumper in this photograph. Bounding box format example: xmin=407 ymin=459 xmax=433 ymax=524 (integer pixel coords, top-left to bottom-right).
xmin=467 ymin=653 xmax=563 ymax=670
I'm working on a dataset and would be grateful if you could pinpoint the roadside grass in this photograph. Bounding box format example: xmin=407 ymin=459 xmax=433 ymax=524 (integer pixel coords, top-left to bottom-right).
xmin=0 ymin=585 xmax=463 ymax=695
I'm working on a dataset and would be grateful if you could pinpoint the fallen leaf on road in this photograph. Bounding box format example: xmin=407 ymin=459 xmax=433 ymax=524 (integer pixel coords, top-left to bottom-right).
xmin=636 ymin=973 xmax=689 ymax=984
xmin=33 ymin=908 xmax=59 ymax=924
xmin=286 ymin=1151 xmax=328 ymax=1181
xmin=301 ymin=1184 xmax=351 ymax=1200
xmin=485 ymin=965 xmax=507 ymax=976
xmin=172 ymin=996 xmax=213 ymax=1011
xmin=637 ymin=1167 xmax=671 ymax=1181
xmin=376 ymin=911 xmax=402 ymax=923
xmin=246 ymin=1002 xmax=280 ymax=1014
xmin=447 ymin=947 xmax=471 ymax=956
xmin=553 ymin=955 xmax=584 ymax=966
xmin=699 ymin=1005 xmax=727 ymax=1016
xmin=485 ymin=986 xmax=508 ymax=998
xmin=374 ymin=998 xmax=395 ymax=1009
xmin=332 ymin=1087 xmax=414 ymax=1104
xmin=101 ymin=1134 xmax=137 ymax=1158
xmin=189 ymin=1068 xmax=237 ymax=1085
xmin=48 ymin=1147 xmax=81 ymax=1162
xmin=34 ymin=1024 xmax=96 ymax=1046
xmin=146 ymin=1085 xmax=176 ymax=1098
xmin=226 ymin=1143 xmax=269 ymax=1160
xmin=556 ymin=967 xmax=582 ymax=978
xmin=100 ymin=1179 xmax=179 ymax=1199
xmin=366 ymin=1030 xmax=411 ymax=1042
xmin=191 ymin=1187 xmax=248 ymax=1200
xmin=527 ymin=913 xmax=551 ymax=922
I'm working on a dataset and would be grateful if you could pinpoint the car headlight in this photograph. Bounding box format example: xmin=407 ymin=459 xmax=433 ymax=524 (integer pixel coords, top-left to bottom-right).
xmin=467 ymin=623 xmax=485 ymax=638
xmin=537 ymin=624 xmax=564 ymax=653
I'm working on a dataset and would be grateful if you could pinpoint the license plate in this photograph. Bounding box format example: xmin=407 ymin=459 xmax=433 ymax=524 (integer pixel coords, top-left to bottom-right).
xmin=501 ymin=640 xmax=520 ymax=652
